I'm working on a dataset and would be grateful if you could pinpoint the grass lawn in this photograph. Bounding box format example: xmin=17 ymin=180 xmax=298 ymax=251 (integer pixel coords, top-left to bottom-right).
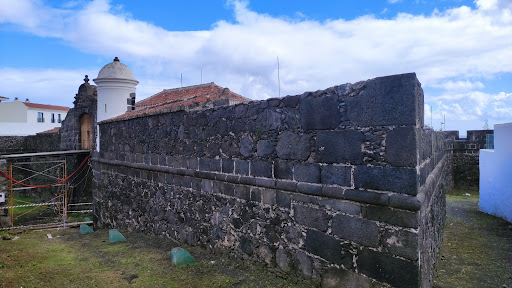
xmin=0 ymin=228 xmax=311 ymax=288
xmin=433 ymin=189 xmax=512 ymax=288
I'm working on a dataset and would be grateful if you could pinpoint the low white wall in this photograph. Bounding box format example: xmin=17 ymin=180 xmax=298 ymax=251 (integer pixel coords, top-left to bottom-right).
xmin=0 ymin=123 xmax=61 ymax=136
xmin=479 ymin=122 xmax=512 ymax=222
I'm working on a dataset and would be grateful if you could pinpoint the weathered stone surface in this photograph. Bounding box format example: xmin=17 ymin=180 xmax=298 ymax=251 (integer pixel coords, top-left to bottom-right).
xmin=386 ymin=126 xmax=418 ymax=167
xmin=305 ymin=229 xmax=352 ymax=267
xmin=321 ymin=165 xmax=352 ymax=186
xmin=331 ymin=215 xmax=379 ymax=247
xmin=294 ymin=250 xmax=313 ymax=278
xmin=354 ymin=166 xmax=417 ymax=195
xmin=276 ymin=131 xmax=310 ymax=160
xmin=344 ymin=189 xmax=389 ymax=206
xmin=240 ymin=236 xmax=254 ymax=255
xmin=300 ymin=96 xmax=341 ymax=130
xmin=274 ymin=160 xmax=293 ymax=180
xmin=346 ymin=73 xmax=422 ymax=127
xmin=235 ymin=159 xmax=249 ymax=175
xmin=319 ymin=199 xmax=361 ymax=216
xmin=251 ymin=160 xmax=273 ymax=178
xmin=222 ymin=159 xmax=234 ymax=173
xmin=364 ymin=205 xmax=419 ymax=228
xmin=316 ymin=130 xmax=364 ymax=164
xmin=257 ymin=245 xmax=273 ymax=264
xmin=240 ymin=135 xmax=254 ymax=157
xmin=357 ymin=248 xmax=419 ymax=288
xmin=382 ymin=229 xmax=419 ymax=260
xmin=294 ymin=163 xmax=320 ymax=183
xmin=321 ymin=267 xmax=381 ymax=288
xmin=257 ymin=140 xmax=274 ymax=157
xmin=276 ymin=248 xmax=291 ymax=272
xmin=294 ymin=205 xmax=330 ymax=231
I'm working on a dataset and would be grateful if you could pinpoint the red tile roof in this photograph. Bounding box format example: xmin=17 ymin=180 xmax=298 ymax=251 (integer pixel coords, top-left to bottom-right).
xmin=24 ymin=102 xmax=70 ymax=111
xmin=37 ymin=127 xmax=60 ymax=134
xmin=107 ymin=82 xmax=250 ymax=122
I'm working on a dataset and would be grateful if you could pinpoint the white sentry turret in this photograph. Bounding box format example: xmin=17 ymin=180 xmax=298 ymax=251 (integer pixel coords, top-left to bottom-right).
xmin=94 ymin=57 xmax=138 ymax=151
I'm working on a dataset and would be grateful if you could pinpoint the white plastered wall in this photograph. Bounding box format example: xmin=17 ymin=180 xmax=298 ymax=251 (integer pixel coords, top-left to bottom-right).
xmin=479 ymin=122 xmax=512 ymax=222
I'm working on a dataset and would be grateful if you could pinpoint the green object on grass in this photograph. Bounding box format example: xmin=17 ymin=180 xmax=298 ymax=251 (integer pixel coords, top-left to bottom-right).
xmin=171 ymin=247 xmax=196 ymax=267
xmin=80 ymin=224 xmax=93 ymax=234
xmin=109 ymin=229 xmax=126 ymax=243
xmin=84 ymin=217 xmax=91 ymax=222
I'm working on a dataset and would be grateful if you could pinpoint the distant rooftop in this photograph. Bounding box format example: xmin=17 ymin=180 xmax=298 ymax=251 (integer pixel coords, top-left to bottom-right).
xmin=23 ymin=101 xmax=70 ymax=112
xmin=109 ymin=82 xmax=250 ymax=122
xmin=37 ymin=127 xmax=60 ymax=134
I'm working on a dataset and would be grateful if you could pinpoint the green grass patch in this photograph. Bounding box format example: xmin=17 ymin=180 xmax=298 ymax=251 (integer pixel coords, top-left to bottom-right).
xmin=0 ymin=229 xmax=311 ymax=288
xmin=434 ymin=189 xmax=512 ymax=288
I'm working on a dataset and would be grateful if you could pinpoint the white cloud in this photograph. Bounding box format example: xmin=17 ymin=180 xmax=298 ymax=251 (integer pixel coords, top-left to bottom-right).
xmin=0 ymin=0 xmax=512 ymax=130
xmin=433 ymin=80 xmax=485 ymax=91
xmin=388 ymin=0 xmax=402 ymax=3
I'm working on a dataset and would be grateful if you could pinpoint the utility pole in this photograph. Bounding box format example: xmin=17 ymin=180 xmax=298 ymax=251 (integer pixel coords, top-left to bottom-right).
xmin=277 ymin=56 xmax=281 ymax=98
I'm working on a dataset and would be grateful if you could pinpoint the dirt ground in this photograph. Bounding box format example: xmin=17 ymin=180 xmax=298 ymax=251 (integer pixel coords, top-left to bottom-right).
xmin=433 ymin=189 xmax=512 ymax=288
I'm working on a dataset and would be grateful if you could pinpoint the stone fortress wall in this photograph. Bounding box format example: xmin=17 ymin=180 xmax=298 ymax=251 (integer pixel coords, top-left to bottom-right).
xmin=444 ymin=129 xmax=493 ymax=189
xmin=91 ymin=73 xmax=451 ymax=287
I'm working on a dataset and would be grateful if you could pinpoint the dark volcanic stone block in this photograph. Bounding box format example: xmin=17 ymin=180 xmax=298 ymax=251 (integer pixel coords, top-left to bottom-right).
xmin=276 ymin=190 xmax=291 ymax=208
xmin=386 ymin=126 xmax=418 ymax=167
xmin=382 ymin=229 xmax=419 ymax=260
xmin=346 ymin=73 xmax=422 ymax=127
xmin=297 ymin=183 xmax=322 ymax=196
xmin=274 ymin=160 xmax=293 ymax=180
xmin=316 ymin=130 xmax=364 ymax=164
xmin=235 ymin=159 xmax=249 ymax=176
xmin=294 ymin=163 xmax=320 ymax=183
xmin=257 ymin=140 xmax=274 ymax=157
xmin=357 ymin=248 xmax=419 ymax=288
xmin=294 ymin=204 xmax=330 ymax=232
xmin=364 ymin=205 xmax=419 ymax=228
xmin=321 ymin=165 xmax=352 ymax=186
xmin=354 ymin=166 xmax=417 ymax=195
xmin=344 ymin=189 xmax=390 ymax=206
xmin=276 ymin=131 xmax=310 ymax=160
xmin=300 ymin=96 xmax=341 ymax=130
xmin=251 ymin=160 xmax=273 ymax=178
xmin=331 ymin=215 xmax=379 ymax=247
xmin=305 ymin=230 xmax=352 ymax=267
xmin=222 ymin=159 xmax=234 ymax=174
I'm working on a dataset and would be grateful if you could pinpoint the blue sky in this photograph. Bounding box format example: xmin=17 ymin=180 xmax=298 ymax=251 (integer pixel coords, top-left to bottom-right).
xmin=1 ymin=0 xmax=511 ymax=135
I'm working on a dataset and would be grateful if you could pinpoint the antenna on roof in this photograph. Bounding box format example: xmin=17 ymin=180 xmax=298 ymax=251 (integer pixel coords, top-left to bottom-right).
xmin=201 ymin=69 xmax=203 ymax=84
xmin=277 ymin=56 xmax=281 ymax=98
xmin=181 ymin=73 xmax=183 ymax=88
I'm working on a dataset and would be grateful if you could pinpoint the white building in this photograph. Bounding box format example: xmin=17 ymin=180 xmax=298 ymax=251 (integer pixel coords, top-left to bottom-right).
xmin=0 ymin=97 xmax=70 ymax=136
xmin=479 ymin=122 xmax=512 ymax=222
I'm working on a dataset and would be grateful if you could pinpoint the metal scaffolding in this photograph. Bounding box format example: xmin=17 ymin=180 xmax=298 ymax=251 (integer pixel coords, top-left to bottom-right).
xmin=0 ymin=150 xmax=90 ymax=230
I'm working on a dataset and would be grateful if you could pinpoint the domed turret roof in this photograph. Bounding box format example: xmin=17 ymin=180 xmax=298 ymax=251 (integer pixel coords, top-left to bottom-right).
xmin=95 ymin=57 xmax=137 ymax=81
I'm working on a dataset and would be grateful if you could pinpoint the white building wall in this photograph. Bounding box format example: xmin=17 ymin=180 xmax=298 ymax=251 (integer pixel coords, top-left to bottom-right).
xmin=26 ymin=108 xmax=68 ymax=124
xmin=479 ymin=122 xmax=512 ymax=222
xmin=0 ymin=102 xmax=68 ymax=136
xmin=0 ymin=101 xmax=27 ymax=122
xmin=0 ymin=122 xmax=63 ymax=136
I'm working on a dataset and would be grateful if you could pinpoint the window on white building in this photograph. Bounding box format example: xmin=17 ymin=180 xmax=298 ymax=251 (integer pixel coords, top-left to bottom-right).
xmin=37 ymin=112 xmax=44 ymax=123
xmin=51 ymin=113 xmax=55 ymax=123
xmin=58 ymin=114 xmax=62 ymax=123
